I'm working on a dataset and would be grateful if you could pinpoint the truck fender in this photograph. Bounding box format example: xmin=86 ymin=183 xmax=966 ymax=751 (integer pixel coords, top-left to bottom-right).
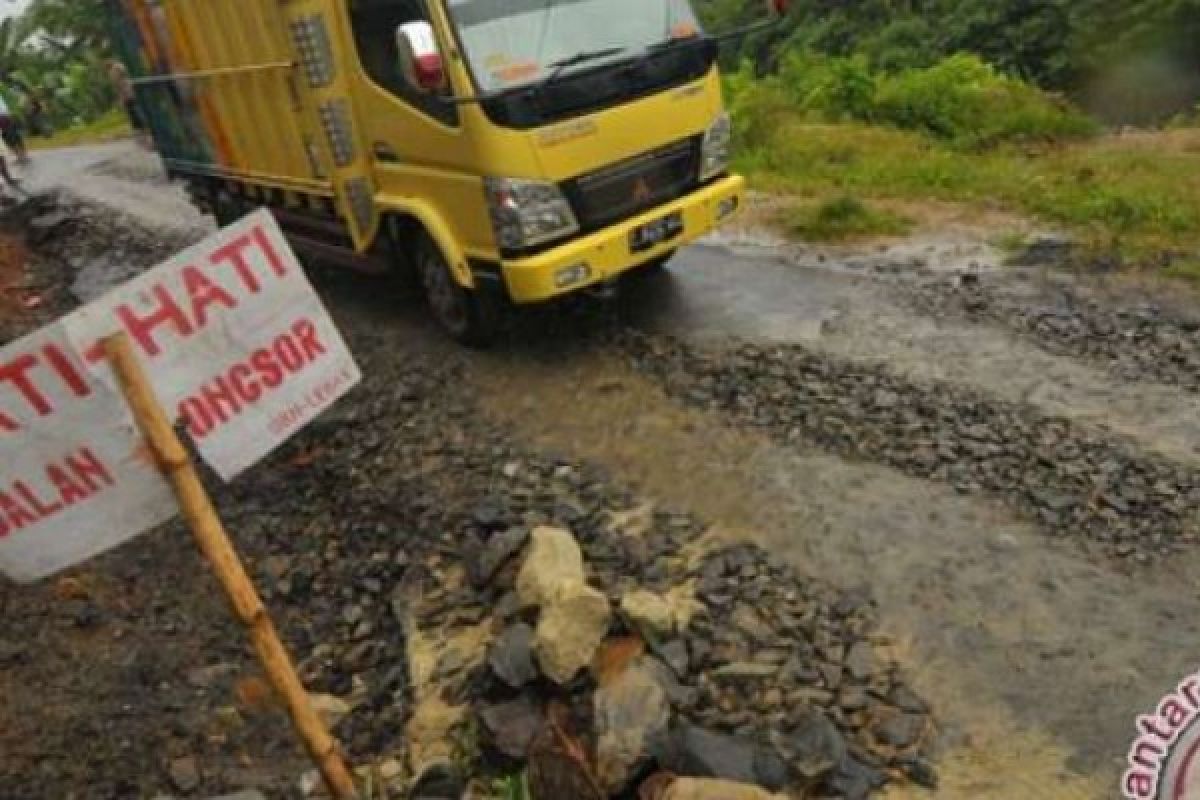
xmin=382 ymin=199 xmax=475 ymax=290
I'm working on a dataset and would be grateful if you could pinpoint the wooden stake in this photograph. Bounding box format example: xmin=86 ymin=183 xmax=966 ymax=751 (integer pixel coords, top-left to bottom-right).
xmin=103 ymin=332 xmax=358 ymax=800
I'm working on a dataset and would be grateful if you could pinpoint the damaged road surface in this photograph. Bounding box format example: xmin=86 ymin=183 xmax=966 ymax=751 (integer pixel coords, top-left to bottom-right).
xmin=1 ymin=144 xmax=1198 ymax=799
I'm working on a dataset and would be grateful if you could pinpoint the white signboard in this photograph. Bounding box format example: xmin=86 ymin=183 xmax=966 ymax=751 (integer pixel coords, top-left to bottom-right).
xmin=0 ymin=210 xmax=361 ymax=582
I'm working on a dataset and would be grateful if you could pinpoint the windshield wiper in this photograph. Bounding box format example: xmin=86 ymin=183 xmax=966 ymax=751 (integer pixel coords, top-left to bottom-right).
xmin=539 ymin=47 xmax=627 ymax=89
xmin=445 ymin=46 xmax=628 ymax=106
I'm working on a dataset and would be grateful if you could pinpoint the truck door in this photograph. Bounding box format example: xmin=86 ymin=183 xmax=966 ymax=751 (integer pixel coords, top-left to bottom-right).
xmin=278 ymin=0 xmax=380 ymax=250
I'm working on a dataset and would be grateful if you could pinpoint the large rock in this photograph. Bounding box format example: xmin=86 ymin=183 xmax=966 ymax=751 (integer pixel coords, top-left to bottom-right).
xmin=654 ymin=723 xmax=788 ymax=791
xmin=871 ymin=711 xmax=927 ymax=750
xmin=779 ymin=707 xmax=846 ymax=782
xmin=535 ymin=581 xmax=611 ymax=684
xmin=843 ymin=640 xmax=876 ymax=682
xmin=516 ymin=527 xmax=585 ymax=609
xmin=826 ymin=756 xmax=887 ymax=800
xmin=594 ymin=661 xmax=670 ymax=792
xmin=479 ymin=695 xmax=543 ymax=759
xmin=658 ymin=778 xmax=787 ymax=800
xmin=488 ymin=623 xmax=538 ymax=689
xmin=468 ymin=526 xmax=530 ymax=587
xmin=620 ymin=590 xmax=677 ymax=639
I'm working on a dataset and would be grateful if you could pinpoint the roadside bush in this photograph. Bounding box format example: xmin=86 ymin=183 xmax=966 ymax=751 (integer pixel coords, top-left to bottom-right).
xmin=777 ymin=53 xmax=877 ymax=122
xmin=724 ymin=63 xmax=795 ymax=153
xmin=874 ymin=54 xmax=1099 ymax=146
xmin=728 ymin=53 xmax=1099 ymax=150
xmin=1167 ymin=104 xmax=1200 ymax=129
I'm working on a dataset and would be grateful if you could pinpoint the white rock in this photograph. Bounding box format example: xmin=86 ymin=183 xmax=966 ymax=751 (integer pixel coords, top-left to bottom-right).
xmin=534 ymin=580 xmax=611 ymax=684
xmin=516 ymin=526 xmax=585 ymax=609
xmin=661 ymin=778 xmax=788 ymax=800
xmin=620 ymin=589 xmax=677 ymax=639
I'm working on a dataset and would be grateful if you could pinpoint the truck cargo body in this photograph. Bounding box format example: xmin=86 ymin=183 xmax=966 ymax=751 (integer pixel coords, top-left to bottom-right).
xmin=110 ymin=0 xmax=746 ymax=342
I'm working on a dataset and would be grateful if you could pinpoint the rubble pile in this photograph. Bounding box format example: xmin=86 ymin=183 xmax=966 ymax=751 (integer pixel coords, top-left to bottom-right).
xmin=904 ymin=274 xmax=1200 ymax=392
xmin=619 ymin=331 xmax=1200 ymax=563
xmin=214 ymin=332 xmax=937 ymax=798
xmin=465 ymin=530 xmax=937 ymax=799
xmin=0 ymin=193 xmax=938 ymax=798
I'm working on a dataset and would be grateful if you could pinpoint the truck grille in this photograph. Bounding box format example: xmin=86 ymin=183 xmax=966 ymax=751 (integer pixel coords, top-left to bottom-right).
xmin=563 ymin=137 xmax=701 ymax=232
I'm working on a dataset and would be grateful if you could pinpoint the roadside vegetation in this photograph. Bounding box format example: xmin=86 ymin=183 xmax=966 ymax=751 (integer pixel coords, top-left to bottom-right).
xmin=702 ymin=1 xmax=1200 ymax=278
xmin=783 ymin=193 xmax=913 ymax=242
xmin=28 ymin=108 xmax=129 ymax=150
xmin=725 ymin=52 xmax=1200 ymax=277
xmin=0 ymin=0 xmax=119 ymax=146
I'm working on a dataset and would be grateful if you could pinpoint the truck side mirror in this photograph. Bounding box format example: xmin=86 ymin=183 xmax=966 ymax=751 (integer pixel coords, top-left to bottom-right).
xmin=765 ymin=0 xmax=789 ymax=15
xmin=396 ymin=20 xmax=446 ymax=93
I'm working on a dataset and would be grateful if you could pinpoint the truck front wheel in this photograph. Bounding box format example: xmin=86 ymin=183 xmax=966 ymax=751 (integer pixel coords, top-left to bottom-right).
xmin=414 ymin=235 xmax=499 ymax=346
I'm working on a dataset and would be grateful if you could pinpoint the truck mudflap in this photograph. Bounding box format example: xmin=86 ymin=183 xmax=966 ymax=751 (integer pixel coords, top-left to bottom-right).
xmin=501 ymin=175 xmax=745 ymax=304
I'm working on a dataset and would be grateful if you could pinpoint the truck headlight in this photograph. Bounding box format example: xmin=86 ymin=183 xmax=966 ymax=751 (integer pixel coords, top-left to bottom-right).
xmin=484 ymin=177 xmax=580 ymax=250
xmin=699 ymin=113 xmax=733 ymax=182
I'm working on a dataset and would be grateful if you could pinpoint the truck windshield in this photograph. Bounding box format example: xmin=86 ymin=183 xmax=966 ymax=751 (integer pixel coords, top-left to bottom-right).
xmin=446 ymin=0 xmax=703 ymax=94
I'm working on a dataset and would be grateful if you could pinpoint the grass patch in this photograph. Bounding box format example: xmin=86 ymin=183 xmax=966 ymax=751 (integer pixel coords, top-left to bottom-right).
xmin=737 ymin=120 xmax=1200 ymax=261
xmin=28 ymin=109 xmax=132 ymax=150
xmin=1162 ymin=257 xmax=1200 ymax=285
xmin=990 ymin=230 xmax=1033 ymax=255
xmin=729 ymin=54 xmax=1200 ymax=269
xmin=785 ymin=194 xmax=913 ymax=241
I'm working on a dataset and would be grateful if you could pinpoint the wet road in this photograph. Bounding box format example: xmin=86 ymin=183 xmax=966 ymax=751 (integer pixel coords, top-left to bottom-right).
xmin=22 ymin=141 xmax=1200 ymax=799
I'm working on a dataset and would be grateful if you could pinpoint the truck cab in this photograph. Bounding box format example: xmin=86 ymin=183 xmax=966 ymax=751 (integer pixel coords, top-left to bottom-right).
xmin=114 ymin=0 xmax=776 ymax=343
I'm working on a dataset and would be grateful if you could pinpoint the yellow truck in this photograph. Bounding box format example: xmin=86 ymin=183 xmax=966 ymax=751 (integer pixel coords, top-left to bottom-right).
xmin=111 ymin=0 xmax=783 ymax=342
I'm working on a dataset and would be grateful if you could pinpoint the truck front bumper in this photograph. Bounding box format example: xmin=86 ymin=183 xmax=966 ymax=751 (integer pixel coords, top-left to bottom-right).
xmin=500 ymin=174 xmax=745 ymax=304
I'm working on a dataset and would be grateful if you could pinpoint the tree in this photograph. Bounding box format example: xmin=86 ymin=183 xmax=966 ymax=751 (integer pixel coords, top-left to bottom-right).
xmin=25 ymin=0 xmax=112 ymax=54
xmin=693 ymin=0 xmax=1200 ymax=119
xmin=0 ymin=15 xmax=35 ymax=84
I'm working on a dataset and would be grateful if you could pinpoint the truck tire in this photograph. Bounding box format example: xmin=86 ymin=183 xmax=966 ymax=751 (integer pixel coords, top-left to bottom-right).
xmin=414 ymin=234 xmax=499 ymax=346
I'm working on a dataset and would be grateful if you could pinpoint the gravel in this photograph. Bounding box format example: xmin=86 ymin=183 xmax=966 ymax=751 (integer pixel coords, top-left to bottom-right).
xmin=903 ymin=274 xmax=1200 ymax=392
xmin=0 ymin=192 xmax=944 ymax=798
xmin=619 ymin=331 xmax=1200 ymax=562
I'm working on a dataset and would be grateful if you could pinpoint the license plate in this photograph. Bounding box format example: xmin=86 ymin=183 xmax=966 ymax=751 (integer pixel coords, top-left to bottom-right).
xmin=629 ymin=211 xmax=684 ymax=253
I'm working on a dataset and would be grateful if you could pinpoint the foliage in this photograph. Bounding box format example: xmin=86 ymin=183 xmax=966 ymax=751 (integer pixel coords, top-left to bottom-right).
xmin=25 ymin=0 xmax=112 ymax=54
xmin=0 ymin=0 xmax=119 ymax=141
xmin=490 ymin=773 xmax=531 ymax=800
xmin=28 ymin=107 xmax=129 ymax=150
xmin=698 ymin=0 xmax=1200 ymax=121
xmin=872 ymin=55 xmax=1097 ymax=146
xmin=735 ymin=115 xmax=1200 ymax=260
xmin=727 ymin=52 xmax=1097 ymax=147
xmin=784 ymin=194 xmax=913 ymax=241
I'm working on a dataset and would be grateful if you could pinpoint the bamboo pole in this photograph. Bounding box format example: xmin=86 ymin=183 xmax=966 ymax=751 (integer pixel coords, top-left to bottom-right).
xmin=103 ymin=332 xmax=358 ymax=800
